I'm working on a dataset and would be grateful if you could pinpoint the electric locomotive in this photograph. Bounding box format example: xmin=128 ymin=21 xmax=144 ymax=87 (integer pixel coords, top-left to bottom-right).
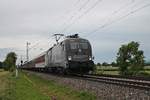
xmin=22 ymin=34 xmax=94 ymax=74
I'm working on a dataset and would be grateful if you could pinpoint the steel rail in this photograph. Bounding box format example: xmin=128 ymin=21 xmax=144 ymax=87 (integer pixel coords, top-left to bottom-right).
xmin=76 ymin=74 xmax=150 ymax=90
xmin=24 ymin=70 xmax=150 ymax=90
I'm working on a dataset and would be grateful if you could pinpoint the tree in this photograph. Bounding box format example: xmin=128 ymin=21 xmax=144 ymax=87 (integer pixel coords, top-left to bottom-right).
xmin=0 ymin=61 xmax=3 ymax=68
xmin=97 ymin=63 xmax=101 ymax=66
xmin=116 ymin=41 xmax=144 ymax=75
xmin=111 ymin=62 xmax=117 ymax=67
xmin=3 ymin=52 xmax=17 ymax=71
xmin=102 ymin=62 xmax=109 ymax=66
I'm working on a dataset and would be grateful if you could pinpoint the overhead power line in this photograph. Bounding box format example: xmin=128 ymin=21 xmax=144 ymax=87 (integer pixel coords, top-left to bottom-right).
xmin=63 ymin=0 xmax=141 ymax=35
xmin=112 ymin=0 xmax=135 ymax=14
xmin=78 ymin=0 xmax=90 ymax=11
xmin=28 ymin=42 xmax=39 ymax=50
xmin=61 ymin=0 xmax=103 ymax=33
xmin=81 ymin=0 xmax=144 ymax=36
xmin=59 ymin=0 xmax=92 ymax=34
xmin=52 ymin=0 xmax=81 ymax=34
xmin=84 ymin=2 xmax=150 ymax=37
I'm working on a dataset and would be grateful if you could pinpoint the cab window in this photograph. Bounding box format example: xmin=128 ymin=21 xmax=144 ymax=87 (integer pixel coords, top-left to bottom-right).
xmin=70 ymin=43 xmax=78 ymax=49
xmin=80 ymin=43 xmax=88 ymax=49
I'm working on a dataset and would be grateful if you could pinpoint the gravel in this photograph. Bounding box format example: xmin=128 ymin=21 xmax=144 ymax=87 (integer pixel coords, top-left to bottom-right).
xmin=26 ymin=71 xmax=150 ymax=100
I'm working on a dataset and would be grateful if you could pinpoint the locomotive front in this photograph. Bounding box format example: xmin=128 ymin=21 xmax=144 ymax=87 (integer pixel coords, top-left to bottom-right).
xmin=65 ymin=35 xmax=94 ymax=73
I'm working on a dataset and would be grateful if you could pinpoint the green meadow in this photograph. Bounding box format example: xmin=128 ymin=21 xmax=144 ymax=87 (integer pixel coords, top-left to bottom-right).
xmin=0 ymin=70 xmax=96 ymax=100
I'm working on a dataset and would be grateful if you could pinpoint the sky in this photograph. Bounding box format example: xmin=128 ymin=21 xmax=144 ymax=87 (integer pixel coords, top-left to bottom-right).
xmin=0 ymin=0 xmax=150 ymax=64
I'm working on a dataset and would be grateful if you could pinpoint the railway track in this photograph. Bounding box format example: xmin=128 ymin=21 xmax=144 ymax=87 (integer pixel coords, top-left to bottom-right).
xmin=25 ymin=70 xmax=150 ymax=99
xmin=24 ymin=70 xmax=150 ymax=90
xmin=74 ymin=74 xmax=150 ymax=90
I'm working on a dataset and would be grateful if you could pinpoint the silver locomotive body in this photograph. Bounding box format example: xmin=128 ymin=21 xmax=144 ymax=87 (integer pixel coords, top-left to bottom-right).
xmin=23 ymin=35 xmax=94 ymax=74
xmin=45 ymin=36 xmax=94 ymax=73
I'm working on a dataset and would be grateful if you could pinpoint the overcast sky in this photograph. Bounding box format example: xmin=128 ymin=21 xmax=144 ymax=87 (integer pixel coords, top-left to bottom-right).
xmin=0 ymin=0 xmax=150 ymax=64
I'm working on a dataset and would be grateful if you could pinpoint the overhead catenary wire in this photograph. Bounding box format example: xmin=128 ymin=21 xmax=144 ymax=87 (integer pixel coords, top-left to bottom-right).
xmin=81 ymin=0 xmax=145 ymax=37
xmin=54 ymin=0 xmax=91 ymax=35
xmin=28 ymin=42 xmax=39 ymax=51
xmin=25 ymin=36 xmax=55 ymax=61
xmin=51 ymin=0 xmax=81 ymax=34
xmin=63 ymin=0 xmax=144 ymax=36
xmin=61 ymin=0 xmax=103 ymax=33
xmin=104 ymin=0 xmax=136 ymax=22
xmin=58 ymin=0 xmax=92 ymax=34
xmin=111 ymin=0 xmax=135 ymax=15
xmin=80 ymin=0 xmax=137 ymax=36
xmin=78 ymin=0 xmax=90 ymax=11
xmin=83 ymin=2 xmax=150 ymax=37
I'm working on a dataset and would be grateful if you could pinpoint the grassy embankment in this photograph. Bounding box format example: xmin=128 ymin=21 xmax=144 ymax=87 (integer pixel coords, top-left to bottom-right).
xmin=0 ymin=70 xmax=96 ymax=100
xmin=96 ymin=66 xmax=150 ymax=75
xmin=0 ymin=69 xmax=10 ymax=100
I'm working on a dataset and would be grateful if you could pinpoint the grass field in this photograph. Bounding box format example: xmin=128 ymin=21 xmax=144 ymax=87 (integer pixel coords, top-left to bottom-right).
xmin=0 ymin=70 xmax=10 ymax=99
xmin=0 ymin=68 xmax=4 ymax=72
xmin=96 ymin=70 xmax=119 ymax=75
xmin=96 ymin=66 xmax=150 ymax=75
xmin=0 ymin=70 xmax=96 ymax=100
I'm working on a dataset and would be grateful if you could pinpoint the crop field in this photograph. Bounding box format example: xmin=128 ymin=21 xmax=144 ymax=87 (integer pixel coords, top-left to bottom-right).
xmin=96 ymin=66 xmax=150 ymax=75
xmin=0 ymin=70 xmax=96 ymax=100
xmin=95 ymin=66 xmax=119 ymax=75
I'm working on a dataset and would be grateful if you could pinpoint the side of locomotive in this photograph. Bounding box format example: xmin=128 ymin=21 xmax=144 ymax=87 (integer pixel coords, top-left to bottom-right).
xmin=45 ymin=42 xmax=67 ymax=72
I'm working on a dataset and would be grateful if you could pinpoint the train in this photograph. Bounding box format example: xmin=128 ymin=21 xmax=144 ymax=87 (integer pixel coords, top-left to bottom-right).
xmin=22 ymin=34 xmax=94 ymax=74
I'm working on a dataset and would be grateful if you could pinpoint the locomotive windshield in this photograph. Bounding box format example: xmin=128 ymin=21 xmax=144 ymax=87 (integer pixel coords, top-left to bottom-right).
xmin=80 ymin=43 xmax=88 ymax=49
xmin=70 ymin=43 xmax=78 ymax=49
xmin=70 ymin=42 xmax=88 ymax=49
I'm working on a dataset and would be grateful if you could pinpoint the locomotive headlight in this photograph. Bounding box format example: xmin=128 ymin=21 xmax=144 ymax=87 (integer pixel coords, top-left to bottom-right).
xmin=68 ymin=56 xmax=72 ymax=61
xmin=89 ymin=56 xmax=92 ymax=60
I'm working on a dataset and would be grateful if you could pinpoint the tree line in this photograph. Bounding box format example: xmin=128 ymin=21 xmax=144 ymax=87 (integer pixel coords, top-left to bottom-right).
xmin=0 ymin=52 xmax=17 ymax=72
xmin=96 ymin=62 xmax=117 ymax=67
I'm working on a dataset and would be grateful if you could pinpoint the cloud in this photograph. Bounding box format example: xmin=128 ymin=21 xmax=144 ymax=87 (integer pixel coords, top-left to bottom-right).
xmin=0 ymin=0 xmax=150 ymax=63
